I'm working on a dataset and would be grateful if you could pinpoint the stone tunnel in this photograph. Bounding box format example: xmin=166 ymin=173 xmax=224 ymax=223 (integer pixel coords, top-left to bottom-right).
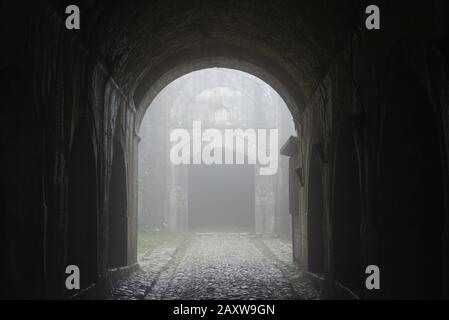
xmin=0 ymin=0 xmax=449 ymax=300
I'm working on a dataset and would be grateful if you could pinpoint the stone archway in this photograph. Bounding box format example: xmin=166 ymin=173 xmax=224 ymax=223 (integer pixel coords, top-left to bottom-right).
xmin=332 ymin=124 xmax=362 ymax=297
xmin=134 ymin=52 xmax=304 ymax=132
xmin=378 ymin=69 xmax=444 ymax=299
xmin=108 ymin=143 xmax=128 ymax=269
xmin=67 ymin=120 xmax=98 ymax=288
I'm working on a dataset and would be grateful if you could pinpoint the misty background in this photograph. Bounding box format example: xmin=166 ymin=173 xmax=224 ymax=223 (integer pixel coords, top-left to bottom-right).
xmin=138 ymin=68 xmax=296 ymax=234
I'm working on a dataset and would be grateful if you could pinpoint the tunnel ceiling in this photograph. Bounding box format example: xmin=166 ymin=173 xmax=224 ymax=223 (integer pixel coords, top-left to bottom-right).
xmin=52 ymin=0 xmax=359 ymax=113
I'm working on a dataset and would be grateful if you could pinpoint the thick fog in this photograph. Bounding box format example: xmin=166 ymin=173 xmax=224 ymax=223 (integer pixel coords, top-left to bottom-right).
xmin=138 ymin=68 xmax=296 ymax=233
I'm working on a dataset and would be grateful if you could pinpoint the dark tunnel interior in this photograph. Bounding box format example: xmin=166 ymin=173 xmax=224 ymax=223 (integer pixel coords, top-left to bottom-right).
xmin=0 ymin=0 xmax=449 ymax=301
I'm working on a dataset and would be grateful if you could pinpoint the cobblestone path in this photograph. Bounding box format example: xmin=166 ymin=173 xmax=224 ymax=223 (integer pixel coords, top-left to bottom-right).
xmin=111 ymin=233 xmax=320 ymax=300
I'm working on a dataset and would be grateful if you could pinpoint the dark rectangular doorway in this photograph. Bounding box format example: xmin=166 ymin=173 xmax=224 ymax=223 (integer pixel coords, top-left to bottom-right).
xmin=188 ymin=163 xmax=255 ymax=232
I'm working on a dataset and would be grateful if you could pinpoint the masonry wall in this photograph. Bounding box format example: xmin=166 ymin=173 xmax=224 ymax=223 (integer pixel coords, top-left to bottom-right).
xmin=0 ymin=1 xmax=139 ymax=298
xmin=294 ymin=2 xmax=449 ymax=298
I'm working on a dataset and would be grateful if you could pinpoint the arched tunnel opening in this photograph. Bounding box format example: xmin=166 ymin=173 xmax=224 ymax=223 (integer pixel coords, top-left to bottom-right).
xmin=1 ymin=0 xmax=449 ymax=302
xmin=131 ymin=68 xmax=303 ymax=300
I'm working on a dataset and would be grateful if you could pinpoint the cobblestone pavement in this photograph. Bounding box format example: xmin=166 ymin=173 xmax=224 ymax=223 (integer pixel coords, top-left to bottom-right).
xmin=111 ymin=233 xmax=320 ymax=300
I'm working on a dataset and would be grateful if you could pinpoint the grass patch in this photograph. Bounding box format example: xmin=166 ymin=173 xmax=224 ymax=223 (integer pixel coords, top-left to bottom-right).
xmin=138 ymin=226 xmax=189 ymax=256
xmin=138 ymin=233 xmax=192 ymax=299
